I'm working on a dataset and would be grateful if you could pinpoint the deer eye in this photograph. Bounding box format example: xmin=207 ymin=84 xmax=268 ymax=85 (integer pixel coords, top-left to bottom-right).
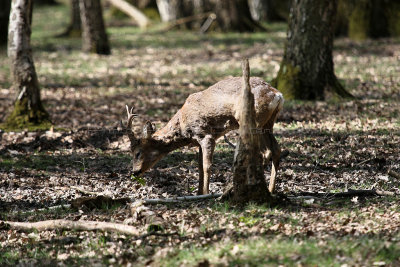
xmin=135 ymin=151 xmax=141 ymax=159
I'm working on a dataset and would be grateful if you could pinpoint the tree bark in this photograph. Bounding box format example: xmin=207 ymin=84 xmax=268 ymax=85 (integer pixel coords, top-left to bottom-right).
xmin=33 ymin=0 xmax=58 ymax=5
xmin=60 ymin=0 xmax=81 ymax=37
xmin=273 ymin=0 xmax=352 ymax=100
xmin=79 ymin=0 xmax=110 ymax=55
xmin=0 ymin=0 xmax=11 ymax=46
xmin=248 ymin=0 xmax=288 ymax=22
xmin=231 ymin=59 xmax=271 ymax=204
xmin=4 ymin=0 xmax=50 ymax=129
xmin=156 ymin=0 xmax=183 ymax=22
xmin=209 ymin=0 xmax=265 ymax=32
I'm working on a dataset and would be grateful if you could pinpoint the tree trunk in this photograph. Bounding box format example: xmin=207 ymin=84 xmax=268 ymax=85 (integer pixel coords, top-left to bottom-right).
xmin=108 ymin=0 xmax=150 ymax=28
xmin=336 ymin=0 xmax=400 ymax=39
xmin=156 ymin=0 xmax=183 ymax=22
xmin=61 ymin=0 xmax=81 ymax=37
xmin=79 ymin=0 xmax=110 ymax=55
xmin=209 ymin=0 xmax=265 ymax=32
xmin=272 ymin=0 xmax=352 ymax=100
xmin=5 ymin=0 xmax=50 ymax=129
xmin=231 ymin=59 xmax=271 ymax=204
xmin=248 ymin=0 xmax=288 ymax=22
xmin=0 ymin=0 xmax=11 ymax=46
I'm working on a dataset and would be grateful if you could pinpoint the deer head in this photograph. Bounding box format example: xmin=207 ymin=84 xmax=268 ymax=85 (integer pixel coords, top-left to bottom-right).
xmin=125 ymin=105 xmax=164 ymax=176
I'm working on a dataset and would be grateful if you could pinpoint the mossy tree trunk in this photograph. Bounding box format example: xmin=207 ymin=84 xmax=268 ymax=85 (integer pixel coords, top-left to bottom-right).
xmin=273 ymin=0 xmax=352 ymax=100
xmin=79 ymin=0 xmax=110 ymax=55
xmin=62 ymin=0 xmax=81 ymax=37
xmin=347 ymin=0 xmax=398 ymax=40
xmin=5 ymin=0 xmax=50 ymax=129
xmin=0 ymin=0 xmax=11 ymax=46
xmin=231 ymin=59 xmax=272 ymax=204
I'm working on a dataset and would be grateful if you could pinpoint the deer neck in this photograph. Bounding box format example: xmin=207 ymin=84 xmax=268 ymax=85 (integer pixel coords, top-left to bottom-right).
xmin=152 ymin=111 xmax=191 ymax=154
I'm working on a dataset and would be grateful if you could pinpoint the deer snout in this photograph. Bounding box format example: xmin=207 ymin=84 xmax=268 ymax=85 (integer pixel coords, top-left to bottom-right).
xmin=132 ymin=169 xmax=142 ymax=176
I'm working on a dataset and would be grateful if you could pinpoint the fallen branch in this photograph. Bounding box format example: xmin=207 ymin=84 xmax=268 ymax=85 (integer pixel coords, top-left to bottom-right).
xmin=71 ymin=186 xmax=104 ymax=196
xmin=1 ymin=219 xmax=139 ymax=235
xmin=161 ymin=12 xmax=216 ymax=32
xmin=144 ymin=193 xmax=222 ymax=205
xmin=294 ymin=189 xmax=396 ymax=198
xmin=107 ymin=0 xmax=150 ymax=28
xmin=389 ymin=170 xmax=400 ymax=180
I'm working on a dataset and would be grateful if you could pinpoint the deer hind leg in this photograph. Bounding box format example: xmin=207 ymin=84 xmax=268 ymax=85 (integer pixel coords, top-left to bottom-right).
xmin=260 ymin=126 xmax=281 ymax=193
xmin=197 ymin=135 xmax=215 ymax=195
xmin=267 ymin=133 xmax=280 ymax=193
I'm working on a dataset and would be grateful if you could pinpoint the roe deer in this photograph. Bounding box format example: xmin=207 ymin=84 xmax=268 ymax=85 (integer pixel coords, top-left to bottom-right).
xmin=126 ymin=73 xmax=283 ymax=195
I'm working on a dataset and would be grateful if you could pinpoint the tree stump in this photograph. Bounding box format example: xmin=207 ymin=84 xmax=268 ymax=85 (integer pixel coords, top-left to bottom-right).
xmin=231 ymin=59 xmax=272 ymax=204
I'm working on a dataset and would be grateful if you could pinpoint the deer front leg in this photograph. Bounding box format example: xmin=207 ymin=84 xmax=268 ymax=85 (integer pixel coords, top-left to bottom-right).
xmin=198 ymin=135 xmax=215 ymax=195
xmin=198 ymin=145 xmax=204 ymax=194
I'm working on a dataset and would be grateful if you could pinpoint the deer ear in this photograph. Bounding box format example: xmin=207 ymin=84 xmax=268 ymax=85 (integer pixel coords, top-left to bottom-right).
xmin=143 ymin=121 xmax=155 ymax=139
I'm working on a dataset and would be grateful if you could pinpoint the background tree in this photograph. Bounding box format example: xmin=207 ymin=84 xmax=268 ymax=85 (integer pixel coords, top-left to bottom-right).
xmin=79 ymin=0 xmax=110 ymax=55
xmin=156 ymin=0 xmax=183 ymax=22
xmin=4 ymin=0 xmax=50 ymax=129
xmin=272 ymin=0 xmax=351 ymax=100
xmin=61 ymin=0 xmax=81 ymax=37
xmin=248 ymin=0 xmax=289 ymax=22
xmin=34 ymin=0 xmax=58 ymax=5
xmin=337 ymin=0 xmax=400 ymax=40
xmin=0 ymin=0 xmax=11 ymax=46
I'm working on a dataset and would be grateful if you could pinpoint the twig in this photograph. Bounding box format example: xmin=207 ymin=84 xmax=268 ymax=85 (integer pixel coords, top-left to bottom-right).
xmin=161 ymin=12 xmax=216 ymax=32
xmin=388 ymin=170 xmax=400 ymax=180
xmin=293 ymin=189 xmax=396 ymax=198
xmin=71 ymin=186 xmax=104 ymax=196
xmin=356 ymin=158 xmax=374 ymax=166
xmin=224 ymin=135 xmax=236 ymax=149
xmin=0 ymin=219 xmax=139 ymax=235
xmin=133 ymin=231 xmax=180 ymax=241
xmin=144 ymin=193 xmax=222 ymax=205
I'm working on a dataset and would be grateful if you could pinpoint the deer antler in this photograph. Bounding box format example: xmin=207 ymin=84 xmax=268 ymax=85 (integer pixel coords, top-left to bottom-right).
xmin=125 ymin=105 xmax=138 ymax=143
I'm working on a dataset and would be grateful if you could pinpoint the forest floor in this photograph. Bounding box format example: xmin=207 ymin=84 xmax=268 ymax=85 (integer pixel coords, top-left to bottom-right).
xmin=1 ymin=4 xmax=400 ymax=267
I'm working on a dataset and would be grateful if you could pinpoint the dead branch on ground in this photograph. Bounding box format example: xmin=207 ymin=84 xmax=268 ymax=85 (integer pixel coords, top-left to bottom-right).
xmin=1 ymin=219 xmax=139 ymax=235
xmin=143 ymin=193 xmax=222 ymax=204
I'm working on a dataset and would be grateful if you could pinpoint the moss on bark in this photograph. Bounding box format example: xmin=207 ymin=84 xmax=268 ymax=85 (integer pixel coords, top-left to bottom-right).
xmin=2 ymin=98 xmax=52 ymax=131
xmin=271 ymin=61 xmax=301 ymax=100
xmin=387 ymin=2 xmax=400 ymax=37
xmin=348 ymin=0 xmax=370 ymax=41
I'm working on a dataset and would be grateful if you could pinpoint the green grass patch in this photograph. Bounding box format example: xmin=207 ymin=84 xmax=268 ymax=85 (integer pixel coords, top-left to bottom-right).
xmin=159 ymin=235 xmax=400 ymax=266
